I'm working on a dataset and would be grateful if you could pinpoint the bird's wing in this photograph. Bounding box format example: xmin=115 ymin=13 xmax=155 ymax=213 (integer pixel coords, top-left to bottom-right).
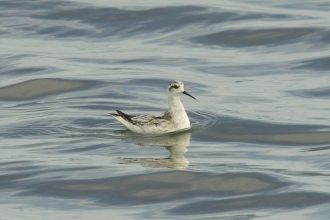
xmin=110 ymin=110 xmax=174 ymax=133
xmin=131 ymin=111 xmax=171 ymax=125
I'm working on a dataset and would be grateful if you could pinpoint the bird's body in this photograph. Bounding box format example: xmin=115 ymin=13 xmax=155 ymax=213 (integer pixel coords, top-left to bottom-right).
xmin=109 ymin=79 xmax=195 ymax=134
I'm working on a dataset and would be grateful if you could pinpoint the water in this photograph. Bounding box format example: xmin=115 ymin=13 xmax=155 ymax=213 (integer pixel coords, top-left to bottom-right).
xmin=1 ymin=0 xmax=330 ymax=219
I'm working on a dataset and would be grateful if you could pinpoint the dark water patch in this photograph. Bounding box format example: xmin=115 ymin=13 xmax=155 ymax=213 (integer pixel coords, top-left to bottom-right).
xmin=1 ymin=116 xmax=101 ymax=138
xmin=1 ymin=67 xmax=48 ymax=75
xmin=114 ymin=57 xmax=201 ymax=66
xmin=0 ymin=172 xmax=37 ymax=188
xmin=125 ymin=78 xmax=174 ymax=88
xmin=4 ymin=165 xmax=42 ymax=172
xmin=66 ymin=57 xmax=113 ymax=65
xmin=0 ymin=0 xmax=78 ymax=11
xmin=74 ymin=92 xmax=138 ymax=101
xmin=305 ymin=145 xmax=330 ymax=152
xmin=0 ymin=167 xmax=99 ymax=189
xmin=72 ymin=118 xmax=114 ymax=128
xmin=320 ymin=31 xmax=330 ymax=44
xmin=192 ymin=112 xmax=330 ymax=145
xmin=71 ymin=104 xmax=122 ymax=111
xmin=83 ymin=77 xmax=203 ymax=94
xmin=125 ymin=78 xmax=205 ymax=92
xmin=58 ymin=143 xmax=109 ymax=153
xmin=0 ymin=54 xmax=34 ymax=61
xmin=32 ymin=5 xmax=297 ymax=28
xmin=290 ymin=86 xmax=330 ymax=99
xmin=293 ymin=56 xmax=330 ymax=71
xmin=169 ymin=192 xmax=330 ymax=215
xmin=2 ymin=0 xmax=310 ymax=40
xmin=191 ymin=28 xmax=316 ymax=47
xmin=198 ymin=63 xmax=289 ymax=77
xmin=0 ymin=160 xmax=32 ymax=167
xmin=289 ymin=171 xmax=330 ymax=177
xmin=0 ymin=30 xmax=8 ymax=35
xmin=74 ymin=77 xmax=169 ymax=88
xmin=0 ymin=55 xmax=40 ymax=74
xmin=283 ymin=2 xmax=330 ymax=11
xmin=27 ymin=4 xmax=301 ymax=38
xmin=199 ymin=126 xmax=330 ymax=145
xmin=222 ymin=95 xmax=274 ymax=104
xmin=33 ymin=5 xmax=205 ymax=22
xmin=0 ymin=78 xmax=93 ymax=101
xmin=195 ymin=112 xmax=329 ymax=134
xmin=35 ymin=25 xmax=90 ymax=38
xmin=63 ymin=126 xmax=120 ymax=140
xmin=19 ymin=171 xmax=287 ymax=205
xmin=1 ymin=126 xmax=62 ymax=138
xmin=31 ymin=6 xmax=218 ymax=38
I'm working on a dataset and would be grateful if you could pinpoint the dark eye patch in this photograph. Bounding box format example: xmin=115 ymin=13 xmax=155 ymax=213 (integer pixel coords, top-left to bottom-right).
xmin=169 ymin=85 xmax=179 ymax=91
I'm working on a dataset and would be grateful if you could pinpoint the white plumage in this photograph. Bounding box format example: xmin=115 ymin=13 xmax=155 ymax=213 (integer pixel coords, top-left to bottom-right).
xmin=109 ymin=79 xmax=196 ymax=134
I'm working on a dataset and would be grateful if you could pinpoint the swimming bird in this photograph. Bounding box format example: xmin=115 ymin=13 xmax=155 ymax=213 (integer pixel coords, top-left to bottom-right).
xmin=109 ymin=79 xmax=196 ymax=134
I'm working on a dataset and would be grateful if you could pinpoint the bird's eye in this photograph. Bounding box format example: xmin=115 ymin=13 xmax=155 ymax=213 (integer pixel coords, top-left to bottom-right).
xmin=173 ymin=85 xmax=179 ymax=89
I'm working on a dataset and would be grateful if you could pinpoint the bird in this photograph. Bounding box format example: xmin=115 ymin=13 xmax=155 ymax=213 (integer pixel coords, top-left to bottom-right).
xmin=109 ymin=79 xmax=196 ymax=134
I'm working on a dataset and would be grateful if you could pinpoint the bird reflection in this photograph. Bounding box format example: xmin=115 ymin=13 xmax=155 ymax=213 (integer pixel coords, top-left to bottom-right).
xmin=116 ymin=131 xmax=191 ymax=169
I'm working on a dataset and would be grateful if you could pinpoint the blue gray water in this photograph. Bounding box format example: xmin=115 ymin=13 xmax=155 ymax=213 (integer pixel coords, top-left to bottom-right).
xmin=1 ymin=0 xmax=330 ymax=219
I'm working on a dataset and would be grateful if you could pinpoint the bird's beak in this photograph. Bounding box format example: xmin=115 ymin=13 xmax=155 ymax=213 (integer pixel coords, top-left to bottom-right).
xmin=182 ymin=91 xmax=196 ymax=100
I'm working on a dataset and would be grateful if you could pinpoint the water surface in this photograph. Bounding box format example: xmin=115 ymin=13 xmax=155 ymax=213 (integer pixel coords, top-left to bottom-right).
xmin=1 ymin=0 xmax=330 ymax=219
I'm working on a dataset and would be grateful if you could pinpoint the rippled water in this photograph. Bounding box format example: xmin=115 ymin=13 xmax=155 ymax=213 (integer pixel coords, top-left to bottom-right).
xmin=1 ymin=0 xmax=330 ymax=219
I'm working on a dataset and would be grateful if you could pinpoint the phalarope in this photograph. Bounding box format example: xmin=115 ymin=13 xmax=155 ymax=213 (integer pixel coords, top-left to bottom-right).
xmin=109 ymin=79 xmax=196 ymax=134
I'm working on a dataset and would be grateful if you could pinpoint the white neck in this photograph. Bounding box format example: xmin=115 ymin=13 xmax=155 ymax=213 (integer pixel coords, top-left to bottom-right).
xmin=167 ymin=93 xmax=190 ymax=129
xmin=168 ymin=94 xmax=185 ymax=112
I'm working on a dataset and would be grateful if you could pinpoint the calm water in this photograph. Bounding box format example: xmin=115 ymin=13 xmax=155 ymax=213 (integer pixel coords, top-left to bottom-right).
xmin=1 ymin=0 xmax=330 ymax=219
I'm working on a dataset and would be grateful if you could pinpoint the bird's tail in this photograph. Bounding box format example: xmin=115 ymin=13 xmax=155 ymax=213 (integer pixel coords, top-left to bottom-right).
xmin=109 ymin=110 xmax=134 ymax=130
xmin=109 ymin=110 xmax=132 ymax=122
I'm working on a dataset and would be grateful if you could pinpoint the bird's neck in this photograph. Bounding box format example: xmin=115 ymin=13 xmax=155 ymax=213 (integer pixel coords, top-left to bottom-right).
xmin=167 ymin=94 xmax=190 ymax=128
xmin=168 ymin=95 xmax=185 ymax=112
